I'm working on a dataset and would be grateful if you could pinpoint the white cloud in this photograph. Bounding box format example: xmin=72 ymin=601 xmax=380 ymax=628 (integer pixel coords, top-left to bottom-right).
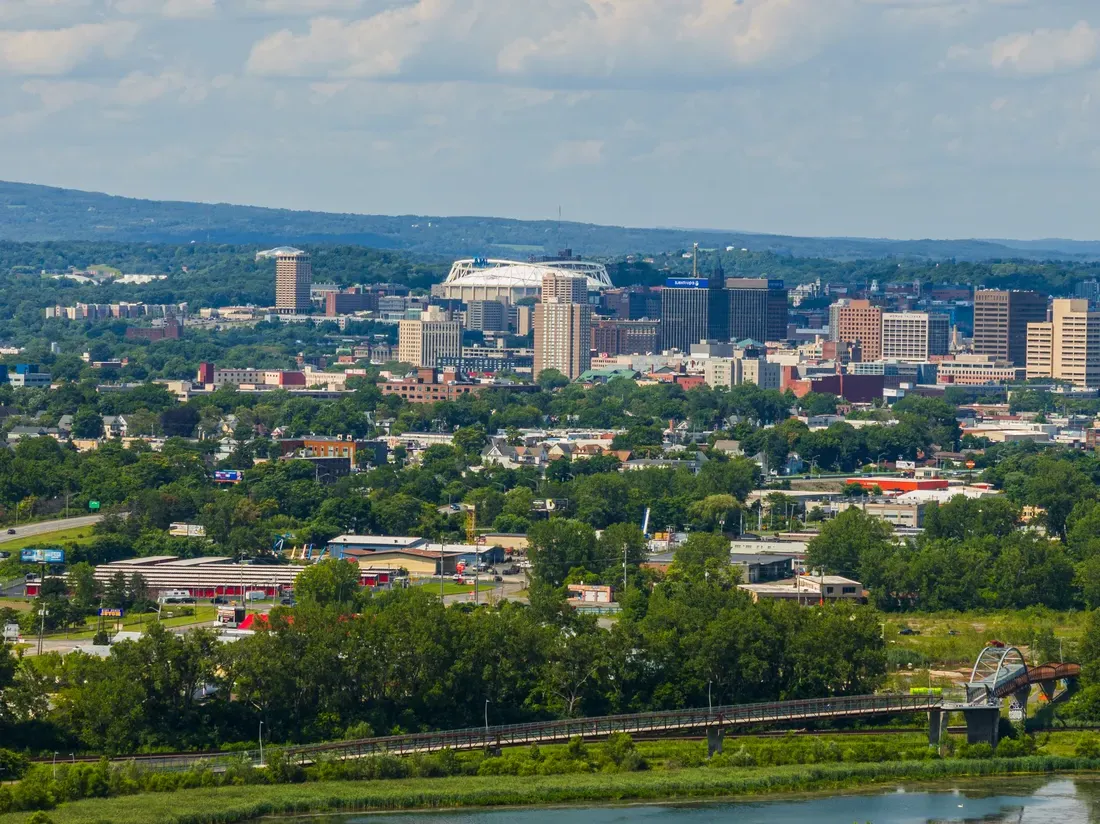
xmin=0 ymin=21 xmax=138 ymax=75
xmin=246 ymin=0 xmax=455 ymax=77
xmin=949 ymin=20 xmax=1100 ymax=75
xmin=550 ymin=139 xmax=604 ymax=168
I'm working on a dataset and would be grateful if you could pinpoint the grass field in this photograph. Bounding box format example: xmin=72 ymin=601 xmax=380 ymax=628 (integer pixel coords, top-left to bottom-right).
xmin=414 ymin=580 xmax=500 ymax=596
xmin=2 ymin=756 xmax=1097 ymax=824
xmin=0 ymin=526 xmax=98 ymax=550
xmin=48 ymin=606 xmax=219 ymax=640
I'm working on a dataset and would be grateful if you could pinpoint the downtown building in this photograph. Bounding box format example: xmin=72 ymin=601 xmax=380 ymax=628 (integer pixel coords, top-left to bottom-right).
xmin=398 ymin=306 xmax=462 ymax=368
xmin=275 ymin=249 xmax=313 ymax=314
xmin=973 ymin=289 xmax=1047 ymax=366
xmin=660 ymin=276 xmax=730 ymax=353
xmin=726 ymin=278 xmax=789 ymax=343
xmin=1026 ymin=299 xmax=1100 ymax=387
xmin=833 ymin=299 xmax=883 ymax=361
xmin=534 ymin=272 xmax=591 ymax=380
xmin=880 ymin=312 xmax=950 ymax=362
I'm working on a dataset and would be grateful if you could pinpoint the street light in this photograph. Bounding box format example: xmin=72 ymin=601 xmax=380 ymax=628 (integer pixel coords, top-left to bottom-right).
xmin=708 ymin=681 xmax=713 ymax=714
xmin=259 ymin=721 xmax=264 ymax=767
xmin=484 ymin=699 xmax=491 ymax=747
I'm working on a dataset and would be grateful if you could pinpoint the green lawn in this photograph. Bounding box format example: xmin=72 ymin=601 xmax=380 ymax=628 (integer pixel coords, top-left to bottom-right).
xmin=0 ymin=525 xmax=98 ymax=550
xmin=414 ymin=580 xmax=500 ymax=596
xmin=49 ymin=606 xmax=218 ymax=640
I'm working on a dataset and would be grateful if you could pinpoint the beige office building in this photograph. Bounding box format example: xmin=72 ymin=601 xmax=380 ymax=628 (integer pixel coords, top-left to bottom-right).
xmin=398 ymin=307 xmax=462 ymax=368
xmin=534 ymin=273 xmax=591 ymax=380
xmin=704 ymin=356 xmax=781 ymax=390
xmin=881 ymin=312 xmax=950 ymax=362
xmin=275 ymin=250 xmax=312 ymax=314
xmin=834 ymin=300 xmax=882 ymax=361
xmin=1025 ymin=299 xmax=1100 ymax=387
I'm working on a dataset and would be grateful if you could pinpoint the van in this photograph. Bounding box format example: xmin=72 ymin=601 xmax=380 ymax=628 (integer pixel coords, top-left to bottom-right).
xmin=159 ymin=589 xmax=190 ymax=602
xmin=245 ymin=590 xmax=268 ymax=602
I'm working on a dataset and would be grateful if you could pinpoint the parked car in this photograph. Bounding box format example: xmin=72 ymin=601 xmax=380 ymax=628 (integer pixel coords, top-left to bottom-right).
xmin=898 ymin=627 xmax=920 ymax=636
xmin=501 ymin=564 xmax=521 ymax=575
xmin=212 ymin=596 xmax=229 ymax=605
xmin=6 ymin=528 xmax=15 ymax=535
xmin=280 ymin=598 xmax=297 ymax=606
xmin=493 ymin=574 xmax=503 ymax=583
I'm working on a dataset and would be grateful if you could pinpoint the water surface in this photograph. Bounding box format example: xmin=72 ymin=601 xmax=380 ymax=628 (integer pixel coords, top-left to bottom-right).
xmin=265 ymin=777 xmax=1100 ymax=823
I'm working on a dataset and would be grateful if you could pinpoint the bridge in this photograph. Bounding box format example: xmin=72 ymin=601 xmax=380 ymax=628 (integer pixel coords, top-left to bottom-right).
xmin=283 ymin=647 xmax=1077 ymax=762
xmin=45 ymin=647 xmax=1075 ymax=771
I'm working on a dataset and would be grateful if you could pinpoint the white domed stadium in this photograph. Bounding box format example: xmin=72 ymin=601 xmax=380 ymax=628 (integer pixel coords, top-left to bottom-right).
xmin=438 ymin=257 xmax=613 ymax=303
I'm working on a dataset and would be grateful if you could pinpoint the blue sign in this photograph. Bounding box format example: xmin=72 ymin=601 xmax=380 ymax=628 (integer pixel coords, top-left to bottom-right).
xmin=20 ymin=548 xmax=65 ymax=564
xmin=665 ymin=278 xmax=709 ymax=289
xmin=768 ymin=279 xmax=785 ymax=290
xmin=214 ymin=470 xmax=243 ymax=483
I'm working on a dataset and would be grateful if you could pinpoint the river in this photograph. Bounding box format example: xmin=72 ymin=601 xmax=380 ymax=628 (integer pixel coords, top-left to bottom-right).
xmin=261 ymin=777 xmax=1100 ymax=823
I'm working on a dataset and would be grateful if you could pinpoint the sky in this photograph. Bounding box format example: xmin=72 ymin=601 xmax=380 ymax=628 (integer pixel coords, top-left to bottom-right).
xmin=1 ymin=1 xmax=1100 ymax=240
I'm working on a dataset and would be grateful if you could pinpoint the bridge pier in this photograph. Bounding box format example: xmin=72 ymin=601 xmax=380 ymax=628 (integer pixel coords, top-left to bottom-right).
xmin=962 ymin=707 xmax=1001 ymax=748
xmin=706 ymin=726 xmax=724 ymax=757
xmin=928 ymin=709 xmax=946 ymax=747
xmin=1039 ymin=680 xmax=1056 ymax=703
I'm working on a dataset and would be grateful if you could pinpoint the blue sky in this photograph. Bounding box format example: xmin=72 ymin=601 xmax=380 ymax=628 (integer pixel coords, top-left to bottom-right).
xmin=1 ymin=0 xmax=1099 ymax=240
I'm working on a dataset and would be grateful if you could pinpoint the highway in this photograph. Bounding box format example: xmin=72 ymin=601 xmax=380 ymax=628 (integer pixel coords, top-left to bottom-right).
xmin=0 ymin=514 xmax=105 ymax=545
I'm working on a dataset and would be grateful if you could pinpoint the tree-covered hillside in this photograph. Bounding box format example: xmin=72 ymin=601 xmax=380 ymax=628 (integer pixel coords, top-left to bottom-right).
xmin=3 ymin=180 xmax=1096 ymax=261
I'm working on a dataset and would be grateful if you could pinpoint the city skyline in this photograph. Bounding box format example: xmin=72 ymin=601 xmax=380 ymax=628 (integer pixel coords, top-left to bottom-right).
xmin=3 ymin=2 xmax=1100 ymax=240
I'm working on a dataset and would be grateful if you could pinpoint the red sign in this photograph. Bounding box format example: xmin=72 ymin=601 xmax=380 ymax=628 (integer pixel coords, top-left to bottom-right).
xmin=966 ymin=460 xmax=976 ymax=469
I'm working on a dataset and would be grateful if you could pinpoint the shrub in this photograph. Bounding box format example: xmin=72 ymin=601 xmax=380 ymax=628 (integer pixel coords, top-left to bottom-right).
xmin=957 ymin=742 xmax=994 ymax=759
xmin=996 ymin=736 xmax=1036 ymax=758
xmin=0 ymin=748 xmax=29 ymax=780
xmin=1075 ymin=736 xmax=1100 ymax=758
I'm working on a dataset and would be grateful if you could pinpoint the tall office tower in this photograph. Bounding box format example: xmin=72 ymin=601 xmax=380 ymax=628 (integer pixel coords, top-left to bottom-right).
xmin=660 ymin=276 xmax=729 ymax=353
xmin=534 ymin=273 xmax=591 ymax=380
xmin=834 ymin=299 xmax=883 ymax=361
xmin=466 ymin=300 xmax=508 ymax=332
xmin=1025 ymin=299 xmax=1100 ymax=386
xmin=973 ymin=290 xmax=1047 ymax=366
xmin=726 ymin=278 xmax=789 ymax=342
xmin=275 ymin=249 xmax=312 ymax=314
xmin=880 ymin=312 xmax=950 ymax=361
xmin=398 ymin=306 xmax=462 ymax=368
xmin=828 ymin=299 xmax=849 ymax=342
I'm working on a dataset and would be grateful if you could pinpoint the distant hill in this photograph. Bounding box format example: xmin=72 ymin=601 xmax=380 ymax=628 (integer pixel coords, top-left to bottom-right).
xmin=1 ymin=180 xmax=1095 ymax=262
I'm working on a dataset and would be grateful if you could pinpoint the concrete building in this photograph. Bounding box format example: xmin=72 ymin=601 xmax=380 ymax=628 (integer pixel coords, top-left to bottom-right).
xmin=275 ymin=249 xmax=312 ymax=314
xmin=834 ymin=299 xmax=882 ymax=361
xmin=534 ymin=272 xmax=591 ymax=380
xmin=379 ymin=367 xmax=488 ymax=403
xmin=726 ymin=278 xmax=789 ymax=343
xmin=739 ymin=574 xmax=863 ymax=604
xmin=703 ymin=355 xmax=781 ymax=390
xmin=591 ymin=319 xmax=660 ymax=356
xmin=398 ymin=307 xmax=462 ymax=368
xmin=881 ymin=312 xmax=950 ymax=361
xmin=936 ymin=355 xmax=1025 ymax=385
xmin=1026 ymin=298 xmax=1100 ymax=387
xmin=466 ymin=300 xmax=509 ymax=332
xmin=973 ymin=290 xmax=1047 ymax=366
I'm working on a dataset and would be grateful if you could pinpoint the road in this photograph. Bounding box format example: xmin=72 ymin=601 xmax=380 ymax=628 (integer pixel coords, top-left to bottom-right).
xmin=0 ymin=514 xmax=105 ymax=545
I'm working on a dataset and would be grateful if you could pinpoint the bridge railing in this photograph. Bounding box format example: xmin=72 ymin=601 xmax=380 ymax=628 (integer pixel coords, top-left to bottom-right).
xmin=286 ymin=693 xmax=940 ymax=763
xmin=992 ymin=662 xmax=1081 ymax=700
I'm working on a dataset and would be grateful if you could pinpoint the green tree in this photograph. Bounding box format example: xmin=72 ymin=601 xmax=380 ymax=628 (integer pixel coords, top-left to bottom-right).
xmin=527 ymin=519 xmax=598 ymax=587
xmin=806 ymin=507 xmax=893 ymax=580
xmin=71 ymin=406 xmax=104 ymax=439
xmin=294 ymin=559 xmax=362 ymax=608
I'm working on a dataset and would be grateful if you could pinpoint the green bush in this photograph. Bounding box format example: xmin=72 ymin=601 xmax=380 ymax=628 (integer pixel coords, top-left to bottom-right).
xmin=0 ymin=748 xmax=29 ymax=780
xmin=957 ymin=742 xmax=994 ymax=759
xmin=1075 ymin=736 xmax=1100 ymax=758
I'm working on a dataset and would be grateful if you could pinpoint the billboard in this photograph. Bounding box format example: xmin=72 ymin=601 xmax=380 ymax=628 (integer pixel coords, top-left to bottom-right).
xmin=20 ymin=548 xmax=65 ymax=564
xmin=665 ymin=278 xmax=709 ymax=289
xmin=98 ymin=608 xmax=124 ymax=618
xmin=896 ymin=460 xmax=916 ymax=471
xmin=213 ymin=470 xmax=244 ymax=484
xmin=768 ymin=279 xmax=785 ymax=290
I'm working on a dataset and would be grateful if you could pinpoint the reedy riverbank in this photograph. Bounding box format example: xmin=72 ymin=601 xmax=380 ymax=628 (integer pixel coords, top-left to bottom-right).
xmin=3 ymin=755 xmax=1100 ymax=824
